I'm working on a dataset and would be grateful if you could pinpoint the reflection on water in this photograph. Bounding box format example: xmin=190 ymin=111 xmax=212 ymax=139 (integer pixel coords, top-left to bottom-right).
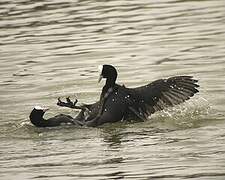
xmin=1 ymin=0 xmax=225 ymax=179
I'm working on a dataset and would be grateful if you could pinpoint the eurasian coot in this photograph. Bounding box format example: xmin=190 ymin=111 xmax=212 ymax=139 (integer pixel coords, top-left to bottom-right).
xmin=85 ymin=65 xmax=199 ymax=126
xmin=29 ymin=106 xmax=82 ymax=127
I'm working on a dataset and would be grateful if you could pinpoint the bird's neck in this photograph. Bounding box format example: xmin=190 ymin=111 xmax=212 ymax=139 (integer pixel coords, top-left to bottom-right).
xmin=105 ymin=77 xmax=116 ymax=88
xmin=30 ymin=115 xmax=45 ymax=126
xmin=101 ymin=78 xmax=116 ymax=100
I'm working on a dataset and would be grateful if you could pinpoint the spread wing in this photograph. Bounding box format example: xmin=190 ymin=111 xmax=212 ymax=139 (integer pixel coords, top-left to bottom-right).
xmin=128 ymin=76 xmax=199 ymax=118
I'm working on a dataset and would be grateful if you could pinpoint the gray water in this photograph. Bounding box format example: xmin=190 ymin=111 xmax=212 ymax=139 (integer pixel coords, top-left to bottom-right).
xmin=1 ymin=0 xmax=225 ymax=179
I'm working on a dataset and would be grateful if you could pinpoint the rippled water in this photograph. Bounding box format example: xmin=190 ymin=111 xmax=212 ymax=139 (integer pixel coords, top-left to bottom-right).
xmin=1 ymin=0 xmax=225 ymax=179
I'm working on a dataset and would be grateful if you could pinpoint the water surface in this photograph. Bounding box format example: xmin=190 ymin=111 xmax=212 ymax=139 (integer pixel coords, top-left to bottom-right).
xmin=1 ymin=0 xmax=225 ymax=179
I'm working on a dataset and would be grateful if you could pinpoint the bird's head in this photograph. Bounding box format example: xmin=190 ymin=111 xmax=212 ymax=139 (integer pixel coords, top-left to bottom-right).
xmin=98 ymin=64 xmax=118 ymax=84
xmin=30 ymin=106 xmax=49 ymax=120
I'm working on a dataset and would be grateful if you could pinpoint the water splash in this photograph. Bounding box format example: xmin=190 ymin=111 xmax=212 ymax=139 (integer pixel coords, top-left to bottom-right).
xmin=150 ymin=96 xmax=213 ymax=129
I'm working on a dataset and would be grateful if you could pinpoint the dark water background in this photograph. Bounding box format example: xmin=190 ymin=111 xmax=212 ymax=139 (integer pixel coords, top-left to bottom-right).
xmin=1 ymin=0 xmax=225 ymax=179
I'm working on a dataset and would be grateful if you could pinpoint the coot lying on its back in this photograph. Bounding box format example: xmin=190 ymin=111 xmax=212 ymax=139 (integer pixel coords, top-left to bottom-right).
xmin=29 ymin=106 xmax=82 ymax=127
xmin=85 ymin=65 xmax=199 ymax=126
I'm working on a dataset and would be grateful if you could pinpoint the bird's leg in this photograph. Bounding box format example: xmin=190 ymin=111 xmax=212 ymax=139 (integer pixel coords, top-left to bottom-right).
xmin=85 ymin=115 xmax=100 ymax=127
xmin=57 ymin=97 xmax=85 ymax=110
xmin=66 ymin=96 xmax=75 ymax=107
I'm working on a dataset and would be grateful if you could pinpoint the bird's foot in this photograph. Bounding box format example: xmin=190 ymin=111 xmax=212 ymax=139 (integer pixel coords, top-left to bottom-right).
xmin=57 ymin=97 xmax=84 ymax=110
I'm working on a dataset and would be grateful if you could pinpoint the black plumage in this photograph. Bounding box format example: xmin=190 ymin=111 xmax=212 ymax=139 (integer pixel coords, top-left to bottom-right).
xmin=29 ymin=106 xmax=82 ymax=127
xmin=85 ymin=65 xmax=199 ymax=126
xmin=56 ymin=65 xmax=199 ymax=127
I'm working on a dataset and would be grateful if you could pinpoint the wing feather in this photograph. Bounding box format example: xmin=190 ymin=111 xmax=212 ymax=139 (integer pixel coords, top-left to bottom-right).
xmin=127 ymin=76 xmax=199 ymax=117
